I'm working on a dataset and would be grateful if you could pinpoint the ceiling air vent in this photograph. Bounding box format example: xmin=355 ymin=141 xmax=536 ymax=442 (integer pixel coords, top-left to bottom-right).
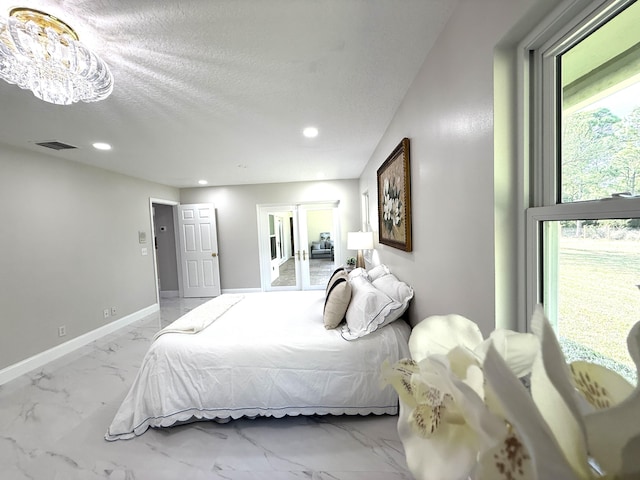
xmin=35 ymin=141 xmax=78 ymax=151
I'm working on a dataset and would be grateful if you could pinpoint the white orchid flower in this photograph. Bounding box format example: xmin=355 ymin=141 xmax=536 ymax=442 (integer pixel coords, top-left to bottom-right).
xmin=481 ymin=344 xmax=585 ymax=479
xmin=383 ymin=354 xmax=507 ymax=480
xmin=482 ymin=307 xmax=640 ymax=479
xmin=580 ymin=321 xmax=640 ymax=478
xmin=529 ymin=308 xmax=640 ymax=478
xmin=383 ymin=314 xmax=539 ymax=480
xmin=527 ymin=308 xmax=593 ymax=478
xmin=388 ymin=308 xmax=640 ymax=480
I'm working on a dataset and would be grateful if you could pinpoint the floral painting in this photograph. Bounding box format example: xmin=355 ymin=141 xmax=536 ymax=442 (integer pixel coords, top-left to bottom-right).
xmin=377 ymin=138 xmax=412 ymax=251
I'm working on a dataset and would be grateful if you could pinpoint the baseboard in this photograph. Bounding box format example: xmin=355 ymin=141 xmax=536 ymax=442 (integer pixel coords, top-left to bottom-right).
xmin=0 ymin=304 xmax=159 ymax=386
xmin=221 ymin=288 xmax=262 ymax=294
xmin=160 ymin=290 xmax=179 ymax=298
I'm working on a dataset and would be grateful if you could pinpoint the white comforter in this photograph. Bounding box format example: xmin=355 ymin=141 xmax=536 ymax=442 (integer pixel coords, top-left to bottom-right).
xmin=106 ymin=290 xmax=410 ymax=441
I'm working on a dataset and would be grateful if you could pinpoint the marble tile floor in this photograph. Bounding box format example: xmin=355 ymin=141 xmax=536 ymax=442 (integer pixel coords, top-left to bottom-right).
xmin=0 ymin=297 xmax=411 ymax=480
xmin=271 ymin=259 xmax=338 ymax=287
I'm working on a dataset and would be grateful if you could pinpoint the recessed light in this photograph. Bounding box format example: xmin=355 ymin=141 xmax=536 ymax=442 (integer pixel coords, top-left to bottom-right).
xmin=198 ymin=179 xmax=208 ymax=185
xmin=92 ymin=142 xmax=111 ymax=150
xmin=303 ymin=126 xmax=318 ymax=138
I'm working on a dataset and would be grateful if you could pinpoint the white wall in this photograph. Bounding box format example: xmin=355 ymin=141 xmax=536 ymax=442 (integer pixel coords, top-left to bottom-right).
xmin=0 ymin=144 xmax=179 ymax=370
xmin=180 ymin=180 xmax=360 ymax=290
xmin=358 ymin=0 xmax=557 ymax=335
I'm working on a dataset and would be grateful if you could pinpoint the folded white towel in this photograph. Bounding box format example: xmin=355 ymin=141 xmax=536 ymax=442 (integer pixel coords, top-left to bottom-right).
xmin=153 ymin=294 xmax=244 ymax=341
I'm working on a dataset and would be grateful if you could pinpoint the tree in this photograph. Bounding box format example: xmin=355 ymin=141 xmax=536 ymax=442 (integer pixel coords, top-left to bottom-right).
xmin=611 ymin=106 xmax=640 ymax=195
xmin=562 ymin=108 xmax=622 ymax=202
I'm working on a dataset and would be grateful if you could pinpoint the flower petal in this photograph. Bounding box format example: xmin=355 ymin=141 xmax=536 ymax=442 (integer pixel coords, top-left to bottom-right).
xmin=476 ymin=428 xmax=535 ymax=480
xmin=409 ymin=314 xmax=483 ymax=362
xmin=530 ymin=307 xmax=592 ymax=478
xmin=483 ymin=345 xmax=582 ymax=479
xmin=584 ymin=321 xmax=640 ymax=476
xmin=410 ymin=403 xmax=444 ymax=437
xmin=474 ymin=329 xmax=539 ymax=378
xmin=381 ymin=358 xmax=418 ymax=407
xmin=570 ymin=361 xmax=634 ymax=410
xmin=398 ymin=400 xmax=480 ymax=480
xmin=447 ymin=345 xmax=481 ymax=381
xmin=428 ymin=357 xmax=507 ymax=445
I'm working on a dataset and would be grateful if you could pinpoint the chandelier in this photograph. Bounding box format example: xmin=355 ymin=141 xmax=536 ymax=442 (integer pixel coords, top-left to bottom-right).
xmin=0 ymin=7 xmax=113 ymax=105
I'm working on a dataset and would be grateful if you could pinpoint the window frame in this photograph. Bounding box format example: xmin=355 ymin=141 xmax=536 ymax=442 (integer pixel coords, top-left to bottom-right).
xmin=523 ymin=0 xmax=640 ymax=328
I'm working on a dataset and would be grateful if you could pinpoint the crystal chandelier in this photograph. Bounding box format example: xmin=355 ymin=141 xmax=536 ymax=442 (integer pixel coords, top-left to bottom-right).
xmin=0 ymin=8 xmax=113 ymax=105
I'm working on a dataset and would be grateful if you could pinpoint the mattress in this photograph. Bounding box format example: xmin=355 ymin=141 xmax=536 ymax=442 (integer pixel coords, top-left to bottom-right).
xmin=106 ymin=290 xmax=411 ymax=441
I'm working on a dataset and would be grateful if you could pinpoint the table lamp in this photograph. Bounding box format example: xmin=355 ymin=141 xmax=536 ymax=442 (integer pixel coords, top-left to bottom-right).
xmin=347 ymin=231 xmax=374 ymax=269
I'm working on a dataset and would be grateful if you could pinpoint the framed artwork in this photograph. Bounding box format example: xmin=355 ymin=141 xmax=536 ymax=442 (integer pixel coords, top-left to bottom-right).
xmin=377 ymin=138 xmax=412 ymax=251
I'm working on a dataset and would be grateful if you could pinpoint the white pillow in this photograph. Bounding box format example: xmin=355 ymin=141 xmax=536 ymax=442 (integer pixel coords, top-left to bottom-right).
xmin=341 ymin=275 xmax=402 ymax=340
xmin=372 ymin=273 xmax=413 ymax=304
xmin=372 ymin=274 xmax=414 ymax=324
xmin=367 ymin=264 xmax=390 ymax=281
xmin=347 ymin=267 xmax=369 ymax=280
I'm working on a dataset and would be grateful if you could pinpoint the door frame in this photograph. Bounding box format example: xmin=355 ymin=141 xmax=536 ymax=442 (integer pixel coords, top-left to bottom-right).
xmin=149 ymin=198 xmax=180 ymax=303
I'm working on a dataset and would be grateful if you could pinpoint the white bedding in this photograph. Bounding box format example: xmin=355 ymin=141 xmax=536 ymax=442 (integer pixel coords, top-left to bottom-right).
xmin=106 ymin=290 xmax=411 ymax=441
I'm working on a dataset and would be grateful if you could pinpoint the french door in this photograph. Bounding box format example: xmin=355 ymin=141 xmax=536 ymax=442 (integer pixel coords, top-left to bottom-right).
xmin=258 ymin=202 xmax=340 ymax=291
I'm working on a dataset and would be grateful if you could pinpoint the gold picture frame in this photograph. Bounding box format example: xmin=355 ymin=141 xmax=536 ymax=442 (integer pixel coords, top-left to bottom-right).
xmin=377 ymin=138 xmax=412 ymax=252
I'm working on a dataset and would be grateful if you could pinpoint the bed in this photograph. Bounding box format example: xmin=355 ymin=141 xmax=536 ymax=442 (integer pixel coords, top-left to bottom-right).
xmin=106 ymin=266 xmax=413 ymax=441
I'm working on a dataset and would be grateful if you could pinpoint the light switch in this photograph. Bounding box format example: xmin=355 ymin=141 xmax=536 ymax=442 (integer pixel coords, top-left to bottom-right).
xmin=141 ymin=247 xmax=148 ymax=256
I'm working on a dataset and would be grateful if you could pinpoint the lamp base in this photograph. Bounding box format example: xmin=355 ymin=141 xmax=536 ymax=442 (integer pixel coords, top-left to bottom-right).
xmin=356 ymin=251 xmax=365 ymax=269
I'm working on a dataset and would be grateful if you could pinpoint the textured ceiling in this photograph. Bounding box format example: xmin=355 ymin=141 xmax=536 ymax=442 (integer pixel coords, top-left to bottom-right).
xmin=0 ymin=0 xmax=457 ymax=188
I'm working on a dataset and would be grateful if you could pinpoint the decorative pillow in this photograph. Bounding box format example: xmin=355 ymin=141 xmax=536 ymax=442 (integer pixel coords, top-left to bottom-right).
xmin=367 ymin=264 xmax=390 ymax=281
xmin=326 ymin=267 xmax=346 ymax=294
xmin=341 ymin=275 xmax=402 ymax=340
xmin=372 ymin=273 xmax=414 ymax=324
xmin=324 ymin=276 xmax=352 ymax=329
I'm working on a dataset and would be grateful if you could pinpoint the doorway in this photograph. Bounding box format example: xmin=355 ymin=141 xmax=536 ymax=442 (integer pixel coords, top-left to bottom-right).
xmin=152 ymin=203 xmax=180 ymax=299
xmin=258 ymin=202 xmax=340 ymax=291
xmin=150 ymin=199 xmax=221 ymax=301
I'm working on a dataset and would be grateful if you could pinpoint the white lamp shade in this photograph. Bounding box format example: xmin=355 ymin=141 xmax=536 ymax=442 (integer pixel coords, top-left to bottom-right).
xmin=347 ymin=231 xmax=374 ymax=250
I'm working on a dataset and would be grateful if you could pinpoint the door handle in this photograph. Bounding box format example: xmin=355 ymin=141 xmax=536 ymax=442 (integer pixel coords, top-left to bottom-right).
xmin=303 ymin=250 xmax=307 ymax=261
xmin=296 ymin=250 xmax=300 ymax=260
xmin=211 ymin=253 xmax=218 ymax=257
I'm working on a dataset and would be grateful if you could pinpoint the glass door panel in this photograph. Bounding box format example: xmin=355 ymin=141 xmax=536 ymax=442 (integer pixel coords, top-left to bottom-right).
xmin=300 ymin=205 xmax=340 ymax=289
xmin=269 ymin=212 xmax=298 ymax=288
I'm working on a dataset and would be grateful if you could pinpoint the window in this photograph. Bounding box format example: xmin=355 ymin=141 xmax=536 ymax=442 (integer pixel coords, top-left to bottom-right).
xmin=526 ymin=0 xmax=640 ymax=384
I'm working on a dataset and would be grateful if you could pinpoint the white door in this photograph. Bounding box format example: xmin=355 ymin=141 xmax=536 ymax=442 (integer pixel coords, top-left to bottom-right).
xmin=178 ymin=204 xmax=221 ymax=297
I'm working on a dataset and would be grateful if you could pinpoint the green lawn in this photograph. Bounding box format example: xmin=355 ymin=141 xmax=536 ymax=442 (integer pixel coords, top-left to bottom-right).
xmin=558 ymin=237 xmax=640 ymax=384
